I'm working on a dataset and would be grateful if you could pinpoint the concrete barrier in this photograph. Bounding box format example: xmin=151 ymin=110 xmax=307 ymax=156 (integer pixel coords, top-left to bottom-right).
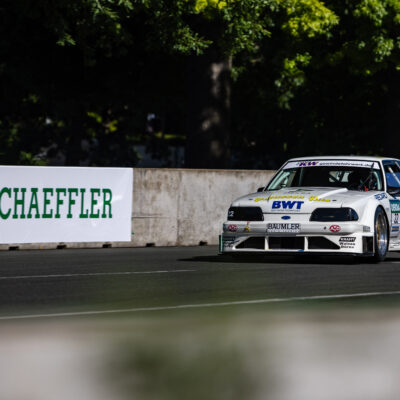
xmin=0 ymin=168 xmax=275 ymax=250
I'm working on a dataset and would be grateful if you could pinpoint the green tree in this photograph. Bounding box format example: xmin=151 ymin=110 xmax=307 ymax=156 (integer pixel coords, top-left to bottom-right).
xmin=230 ymin=0 xmax=400 ymax=166
xmin=0 ymin=0 xmax=339 ymax=167
xmin=128 ymin=0 xmax=339 ymax=167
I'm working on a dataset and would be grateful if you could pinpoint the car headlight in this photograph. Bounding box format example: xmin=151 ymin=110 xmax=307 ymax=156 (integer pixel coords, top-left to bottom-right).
xmin=310 ymin=208 xmax=359 ymax=222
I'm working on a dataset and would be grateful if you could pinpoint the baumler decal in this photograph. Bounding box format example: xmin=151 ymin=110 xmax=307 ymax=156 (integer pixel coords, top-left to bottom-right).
xmin=0 ymin=187 xmax=113 ymax=220
xmin=267 ymin=223 xmax=300 ymax=233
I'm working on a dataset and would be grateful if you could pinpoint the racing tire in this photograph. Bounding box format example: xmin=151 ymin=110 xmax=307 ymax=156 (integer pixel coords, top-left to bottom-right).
xmin=371 ymin=207 xmax=388 ymax=262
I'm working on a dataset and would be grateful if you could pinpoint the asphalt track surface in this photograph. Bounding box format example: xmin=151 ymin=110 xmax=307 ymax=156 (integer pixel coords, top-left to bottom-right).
xmin=1 ymin=245 xmax=400 ymax=319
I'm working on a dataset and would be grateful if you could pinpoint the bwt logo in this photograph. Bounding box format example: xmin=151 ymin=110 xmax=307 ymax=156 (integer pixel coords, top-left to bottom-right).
xmin=298 ymin=161 xmax=318 ymax=167
xmin=272 ymin=201 xmax=304 ymax=210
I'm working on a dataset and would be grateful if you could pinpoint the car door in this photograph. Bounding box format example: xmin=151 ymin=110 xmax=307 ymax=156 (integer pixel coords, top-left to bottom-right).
xmin=383 ymin=160 xmax=400 ymax=246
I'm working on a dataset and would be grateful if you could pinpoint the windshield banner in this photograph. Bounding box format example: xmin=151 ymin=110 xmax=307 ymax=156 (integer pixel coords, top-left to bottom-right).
xmin=284 ymin=160 xmax=380 ymax=169
xmin=0 ymin=166 xmax=133 ymax=244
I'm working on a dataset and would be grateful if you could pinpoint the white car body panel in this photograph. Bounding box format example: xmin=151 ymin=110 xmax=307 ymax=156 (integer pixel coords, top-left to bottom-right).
xmin=221 ymin=156 xmax=400 ymax=256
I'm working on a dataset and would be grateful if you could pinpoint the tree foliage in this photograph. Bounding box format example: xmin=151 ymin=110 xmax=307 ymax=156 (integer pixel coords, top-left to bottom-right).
xmin=231 ymin=0 xmax=400 ymax=167
xmin=0 ymin=0 xmax=399 ymax=167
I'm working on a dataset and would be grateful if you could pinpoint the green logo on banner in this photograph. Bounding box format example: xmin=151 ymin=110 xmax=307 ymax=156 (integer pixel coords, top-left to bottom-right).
xmin=0 ymin=187 xmax=113 ymax=220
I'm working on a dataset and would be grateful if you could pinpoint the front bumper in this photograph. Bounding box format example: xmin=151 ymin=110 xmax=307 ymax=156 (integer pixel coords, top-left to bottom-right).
xmin=221 ymin=220 xmax=373 ymax=255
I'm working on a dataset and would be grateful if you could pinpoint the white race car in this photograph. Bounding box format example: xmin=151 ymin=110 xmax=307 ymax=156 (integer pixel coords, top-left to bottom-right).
xmin=221 ymin=156 xmax=400 ymax=261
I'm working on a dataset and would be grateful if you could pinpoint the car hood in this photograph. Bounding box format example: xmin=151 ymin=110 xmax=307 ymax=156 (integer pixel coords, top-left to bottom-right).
xmin=231 ymin=187 xmax=376 ymax=213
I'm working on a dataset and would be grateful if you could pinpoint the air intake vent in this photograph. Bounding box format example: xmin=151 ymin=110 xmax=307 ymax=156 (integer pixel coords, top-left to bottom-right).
xmin=363 ymin=236 xmax=373 ymax=253
xmin=268 ymin=237 xmax=305 ymax=250
xmin=228 ymin=207 xmax=263 ymax=221
xmin=236 ymin=237 xmax=265 ymax=249
xmin=308 ymin=237 xmax=340 ymax=250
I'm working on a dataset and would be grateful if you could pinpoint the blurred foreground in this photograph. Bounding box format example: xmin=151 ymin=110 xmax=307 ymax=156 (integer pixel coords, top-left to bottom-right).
xmin=2 ymin=306 xmax=400 ymax=400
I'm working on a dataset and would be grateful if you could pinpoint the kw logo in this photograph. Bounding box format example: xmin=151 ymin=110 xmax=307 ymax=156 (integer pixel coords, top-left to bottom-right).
xmin=272 ymin=201 xmax=304 ymax=210
xmin=298 ymin=161 xmax=318 ymax=167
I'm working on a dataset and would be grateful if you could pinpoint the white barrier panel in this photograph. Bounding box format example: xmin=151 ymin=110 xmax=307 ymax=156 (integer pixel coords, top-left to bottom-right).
xmin=0 ymin=166 xmax=133 ymax=244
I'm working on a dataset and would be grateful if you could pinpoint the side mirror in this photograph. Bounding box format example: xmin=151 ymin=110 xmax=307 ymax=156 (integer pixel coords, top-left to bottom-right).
xmin=388 ymin=186 xmax=400 ymax=196
xmin=257 ymin=187 xmax=265 ymax=192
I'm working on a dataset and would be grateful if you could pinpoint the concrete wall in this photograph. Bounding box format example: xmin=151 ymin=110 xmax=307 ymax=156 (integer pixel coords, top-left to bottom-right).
xmin=0 ymin=168 xmax=275 ymax=250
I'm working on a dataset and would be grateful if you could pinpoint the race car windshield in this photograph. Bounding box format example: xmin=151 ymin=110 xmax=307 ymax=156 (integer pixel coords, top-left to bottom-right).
xmin=267 ymin=162 xmax=383 ymax=191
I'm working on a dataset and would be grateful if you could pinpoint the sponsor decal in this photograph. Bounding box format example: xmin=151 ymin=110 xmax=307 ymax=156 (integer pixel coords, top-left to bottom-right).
xmin=339 ymin=236 xmax=356 ymax=248
xmin=223 ymin=238 xmax=236 ymax=248
xmin=244 ymin=226 xmax=250 ymax=233
xmin=281 ymin=216 xmax=291 ymax=220
xmin=390 ymin=200 xmax=400 ymax=227
xmin=228 ymin=210 xmax=234 ymax=218
xmin=0 ymin=187 xmax=113 ymax=220
xmin=298 ymin=161 xmax=319 ymax=167
xmin=329 ymin=225 xmax=341 ymax=233
xmin=0 ymin=167 xmax=132 ymax=244
xmin=255 ymin=195 xmax=304 ymax=202
xmin=285 ymin=160 xmax=379 ymax=170
xmin=228 ymin=224 xmax=238 ymax=232
xmin=271 ymin=200 xmax=304 ymax=210
xmin=223 ymin=237 xmax=241 ymax=248
xmin=390 ymin=200 xmax=400 ymax=213
xmin=309 ymin=196 xmax=331 ymax=202
xmin=375 ymin=193 xmax=388 ymax=201
xmin=392 ymin=226 xmax=400 ymax=232
xmin=267 ymin=223 xmax=300 ymax=233
xmin=339 ymin=237 xmax=356 ymax=242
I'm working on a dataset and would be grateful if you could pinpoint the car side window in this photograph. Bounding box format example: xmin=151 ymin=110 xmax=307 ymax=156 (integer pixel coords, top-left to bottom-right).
xmin=372 ymin=170 xmax=383 ymax=191
xmin=384 ymin=161 xmax=400 ymax=189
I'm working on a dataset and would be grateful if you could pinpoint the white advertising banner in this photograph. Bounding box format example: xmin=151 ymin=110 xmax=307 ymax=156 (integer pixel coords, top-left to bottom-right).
xmin=0 ymin=166 xmax=133 ymax=244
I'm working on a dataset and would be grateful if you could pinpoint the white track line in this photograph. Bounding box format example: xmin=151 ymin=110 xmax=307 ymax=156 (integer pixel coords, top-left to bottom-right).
xmin=1 ymin=290 xmax=400 ymax=321
xmin=0 ymin=270 xmax=196 ymax=280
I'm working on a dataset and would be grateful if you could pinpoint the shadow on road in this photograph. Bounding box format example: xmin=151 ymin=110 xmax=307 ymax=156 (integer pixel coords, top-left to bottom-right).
xmin=178 ymin=254 xmax=369 ymax=265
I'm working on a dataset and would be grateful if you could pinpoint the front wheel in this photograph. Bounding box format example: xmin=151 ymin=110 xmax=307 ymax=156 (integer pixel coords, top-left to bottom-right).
xmin=372 ymin=207 xmax=388 ymax=262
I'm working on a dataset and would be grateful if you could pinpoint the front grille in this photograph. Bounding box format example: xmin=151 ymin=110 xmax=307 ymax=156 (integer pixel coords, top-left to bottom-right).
xmin=236 ymin=237 xmax=265 ymax=249
xmin=268 ymin=237 xmax=305 ymax=250
xmin=308 ymin=236 xmax=340 ymax=250
xmin=228 ymin=207 xmax=263 ymax=221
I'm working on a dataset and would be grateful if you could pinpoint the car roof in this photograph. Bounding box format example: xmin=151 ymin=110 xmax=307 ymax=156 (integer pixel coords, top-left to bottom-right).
xmin=288 ymin=155 xmax=398 ymax=162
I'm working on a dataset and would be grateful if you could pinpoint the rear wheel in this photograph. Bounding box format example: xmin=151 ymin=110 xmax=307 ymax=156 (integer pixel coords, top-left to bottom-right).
xmin=372 ymin=207 xmax=388 ymax=262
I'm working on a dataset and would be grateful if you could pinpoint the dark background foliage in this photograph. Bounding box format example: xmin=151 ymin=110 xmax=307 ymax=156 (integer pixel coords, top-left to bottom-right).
xmin=1 ymin=0 xmax=399 ymax=169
